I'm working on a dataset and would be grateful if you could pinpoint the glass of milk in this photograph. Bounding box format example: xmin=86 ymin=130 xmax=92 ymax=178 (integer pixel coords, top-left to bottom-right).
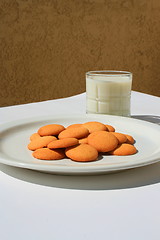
xmin=86 ymin=70 xmax=132 ymax=117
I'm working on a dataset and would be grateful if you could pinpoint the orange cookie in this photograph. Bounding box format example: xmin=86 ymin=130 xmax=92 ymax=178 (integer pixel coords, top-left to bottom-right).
xmin=82 ymin=121 xmax=107 ymax=133
xmin=87 ymin=130 xmax=105 ymax=137
xmin=38 ymin=124 xmax=65 ymax=136
xmin=110 ymin=132 xmax=127 ymax=144
xmin=28 ymin=136 xmax=57 ymax=150
xmin=105 ymin=124 xmax=115 ymax=132
xmin=109 ymin=143 xmax=137 ymax=156
xmin=58 ymin=127 xmax=89 ymax=139
xmin=30 ymin=133 xmax=40 ymax=141
xmin=33 ymin=148 xmax=65 ymax=160
xmin=66 ymin=124 xmax=82 ymax=129
xmin=47 ymin=138 xmax=78 ymax=149
xmin=65 ymin=144 xmax=98 ymax=162
xmin=88 ymin=131 xmax=118 ymax=152
xmin=78 ymin=137 xmax=88 ymax=144
xmin=125 ymin=134 xmax=135 ymax=145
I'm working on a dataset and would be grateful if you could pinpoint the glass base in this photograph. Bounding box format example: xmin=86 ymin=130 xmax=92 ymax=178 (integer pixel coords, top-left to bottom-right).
xmin=86 ymin=110 xmax=131 ymax=117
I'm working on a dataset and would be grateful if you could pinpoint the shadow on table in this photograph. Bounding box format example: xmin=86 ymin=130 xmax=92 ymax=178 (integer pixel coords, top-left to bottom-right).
xmin=0 ymin=114 xmax=159 ymax=191
xmin=0 ymin=162 xmax=160 ymax=190
xmin=131 ymin=115 xmax=160 ymax=125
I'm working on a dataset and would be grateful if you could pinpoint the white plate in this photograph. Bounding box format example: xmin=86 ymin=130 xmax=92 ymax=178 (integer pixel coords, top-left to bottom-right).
xmin=0 ymin=114 xmax=160 ymax=175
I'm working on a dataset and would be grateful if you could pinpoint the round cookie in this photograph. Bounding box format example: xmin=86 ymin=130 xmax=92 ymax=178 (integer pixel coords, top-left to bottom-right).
xmin=66 ymin=124 xmax=82 ymax=129
xmin=38 ymin=124 xmax=65 ymax=136
xmin=33 ymin=148 xmax=65 ymax=160
xmin=110 ymin=132 xmax=127 ymax=144
xmin=58 ymin=127 xmax=89 ymax=139
xmin=47 ymin=138 xmax=78 ymax=149
xmin=125 ymin=134 xmax=135 ymax=145
xmin=28 ymin=136 xmax=57 ymax=150
xmin=78 ymin=137 xmax=88 ymax=144
xmin=88 ymin=131 xmax=118 ymax=152
xmin=87 ymin=130 xmax=105 ymax=137
xmin=65 ymin=144 xmax=98 ymax=162
xmin=30 ymin=133 xmax=40 ymax=141
xmin=109 ymin=143 xmax=137 ymax=156
xmin=105 ymin=124 xmax=115 ymax=132
xmin=82 ymin=121 xmax=107 ymax=133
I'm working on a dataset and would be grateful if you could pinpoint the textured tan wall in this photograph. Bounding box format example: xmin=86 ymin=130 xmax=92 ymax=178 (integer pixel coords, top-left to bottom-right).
xmin=0 ymin=0 xmax=160 ymax=107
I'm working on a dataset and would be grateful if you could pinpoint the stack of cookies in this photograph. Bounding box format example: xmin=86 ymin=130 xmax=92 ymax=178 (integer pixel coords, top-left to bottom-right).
xmin=28 ymin=121 xmax=137 ymax=162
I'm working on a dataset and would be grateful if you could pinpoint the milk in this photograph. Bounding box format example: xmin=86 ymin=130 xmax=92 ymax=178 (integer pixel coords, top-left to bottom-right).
xmin=86 ymin=72 xmax=132 ymax=117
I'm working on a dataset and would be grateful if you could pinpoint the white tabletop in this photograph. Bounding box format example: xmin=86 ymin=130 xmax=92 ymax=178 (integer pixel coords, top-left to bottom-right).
xmin=0 ymin=91 xmax=160 ymax=240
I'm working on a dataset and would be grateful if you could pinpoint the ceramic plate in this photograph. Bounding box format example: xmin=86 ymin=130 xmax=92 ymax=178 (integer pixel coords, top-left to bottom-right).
xmin=0 ymin=114 xmax=160 ymax=175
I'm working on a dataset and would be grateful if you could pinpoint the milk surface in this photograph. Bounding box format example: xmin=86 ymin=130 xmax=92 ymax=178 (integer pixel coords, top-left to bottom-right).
xmin=86 ymin=75 xmax=132 ymax=116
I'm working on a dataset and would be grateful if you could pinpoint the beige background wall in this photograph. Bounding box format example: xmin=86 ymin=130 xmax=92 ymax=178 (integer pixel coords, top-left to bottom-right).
xmin=0 ymin=0 xmax=160 ymax=107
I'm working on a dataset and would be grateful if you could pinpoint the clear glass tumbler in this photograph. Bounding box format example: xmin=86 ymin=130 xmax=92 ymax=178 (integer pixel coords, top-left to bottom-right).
xmin=86 ymin=70 xmax=132 ymax=117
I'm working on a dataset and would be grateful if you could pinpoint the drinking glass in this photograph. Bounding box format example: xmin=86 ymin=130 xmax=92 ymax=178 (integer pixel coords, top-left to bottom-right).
xmin=86 ymin=70 xmax=132 ymax=117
